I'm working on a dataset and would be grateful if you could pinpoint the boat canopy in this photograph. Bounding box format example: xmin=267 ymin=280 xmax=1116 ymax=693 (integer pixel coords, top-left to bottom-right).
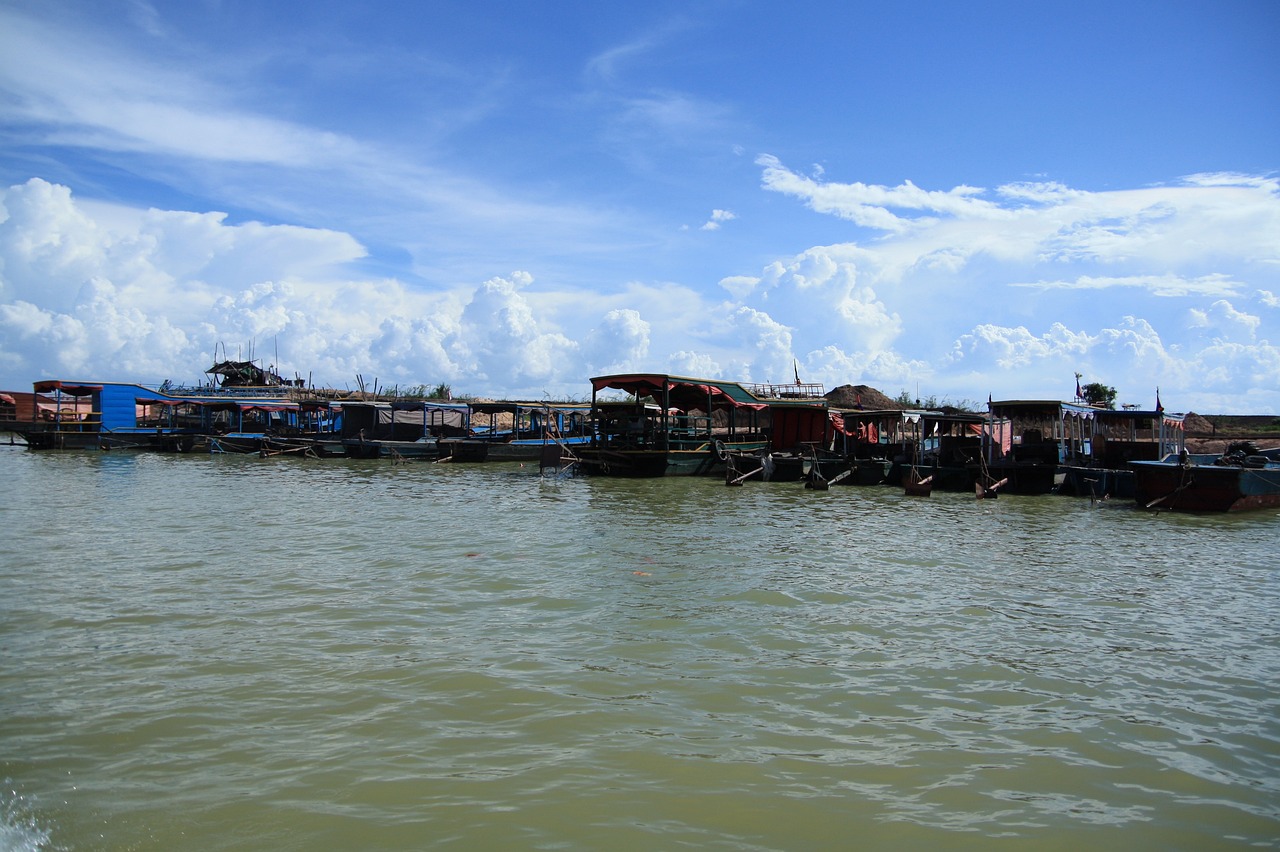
xmin=590 ymin=374 xmax=767 ymax=410
xmin=32 ymin=381 xmax=102 ymax=395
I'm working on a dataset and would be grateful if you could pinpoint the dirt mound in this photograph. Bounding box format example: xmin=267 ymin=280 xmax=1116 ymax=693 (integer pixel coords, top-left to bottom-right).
xmin=1182 ymin=412 xmax=1214 ymax=435
xmin=825 ymin=384 xmax=896 ymax=410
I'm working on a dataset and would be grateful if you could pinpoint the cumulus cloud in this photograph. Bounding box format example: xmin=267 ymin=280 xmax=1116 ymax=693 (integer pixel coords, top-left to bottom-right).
xmin=452 ymin=272 xmax=578 ymax=392
xmin=2 ymin=167 xmax=1278 ymax=412
xmin=699 ymin=209 xmax=736 ymax=231
xmin=1187 ymin=299 xmax=1261 ymax=343
xmin=0 ymin=181 xmax=583 ymax=394
xmin=582 ymin=308 xmax=650 ymax=376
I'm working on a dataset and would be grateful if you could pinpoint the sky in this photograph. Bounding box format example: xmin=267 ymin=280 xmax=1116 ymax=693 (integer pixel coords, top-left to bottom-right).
xmin=1 ymin=0 xmax=1277 ymax=413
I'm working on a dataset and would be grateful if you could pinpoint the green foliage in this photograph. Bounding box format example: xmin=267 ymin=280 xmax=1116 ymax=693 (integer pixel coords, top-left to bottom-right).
xmin=893 ymin=390 xmax=981 ymax=413
xmin=1081 ymin=382 xmax=1117 ymax=409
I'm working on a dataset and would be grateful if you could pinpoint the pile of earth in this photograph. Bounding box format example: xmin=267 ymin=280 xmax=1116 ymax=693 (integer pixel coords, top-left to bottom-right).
xmin=1182 ymin=412 xmax=1214 ymax=434
xmin=825 ymin=384 xmax=897 ymax=410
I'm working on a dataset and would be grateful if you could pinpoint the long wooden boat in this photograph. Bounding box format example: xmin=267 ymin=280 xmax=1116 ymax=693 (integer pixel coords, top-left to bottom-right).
xmin=978 ymin=400 xmax=1100 ymax=495
xmin=1132 ymin=444 xmax=1280 ymax=512
xmin=577 ymin=373 xmax=830 ymax=477
xmin=833 ymin=408 xmax=932 ymax=485
xmin=437 ymin=401 xmax=592 ymax=462
xmin=340 ymin=400 xmax=468 ymax=459
xmin=914 ymin=411 xmax=986 ymax=491
xmin=1057 ymin=408 xmax=1186 ymax=499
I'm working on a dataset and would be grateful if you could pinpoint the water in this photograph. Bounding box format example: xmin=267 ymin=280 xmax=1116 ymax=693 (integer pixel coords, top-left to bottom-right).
xmin=1 ymin=447 xmax=1277 ymax=850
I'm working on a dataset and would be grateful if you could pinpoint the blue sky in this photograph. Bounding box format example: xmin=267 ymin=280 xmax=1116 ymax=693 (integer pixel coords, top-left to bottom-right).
xmin=1 ymin=0 xmax=1277 ymax=412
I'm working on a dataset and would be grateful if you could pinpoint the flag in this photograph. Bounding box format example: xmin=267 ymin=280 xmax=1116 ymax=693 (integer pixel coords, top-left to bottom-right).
xmin=793 ymin=359 xmax=801 ymax=384
xmin=1155 ymin=388 xmax=1163 ymax=414
xmin=1075 ymin=374 xmax=1083 ymax=399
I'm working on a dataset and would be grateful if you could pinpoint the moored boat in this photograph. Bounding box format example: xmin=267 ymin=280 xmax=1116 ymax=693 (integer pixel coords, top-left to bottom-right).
xmin=437 ymin=401 xmax=593 ymax=463
xmin=834 ymin=408 xmax=930 ymax=485
xmin=577 ymin=373 xmax=829 ymax=477
xmin=1058 ymin=407 xmax=1186 ymax=499
xmin=1132 ymin=443 xmax=1280 ymax=512
xmin=340 ymin=400 xmax=469 ymax=459
xmin=978 ymin=400 xmax=1099 ymax=495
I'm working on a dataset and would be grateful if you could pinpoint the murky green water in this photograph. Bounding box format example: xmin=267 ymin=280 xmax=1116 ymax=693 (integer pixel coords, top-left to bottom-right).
xmin=1 ymin=448 xmax=1277 ymax=850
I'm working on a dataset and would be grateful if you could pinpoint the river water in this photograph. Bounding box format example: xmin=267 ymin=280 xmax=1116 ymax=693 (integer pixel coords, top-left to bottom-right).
xmin=1 ymin=447 xmax=1277 ymax=850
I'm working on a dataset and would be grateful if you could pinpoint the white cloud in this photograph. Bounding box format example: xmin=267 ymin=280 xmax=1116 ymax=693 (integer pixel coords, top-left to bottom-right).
xmin=583 ymin=308 xmax=650 ymax=376
xmin=1 ymin=168 xmax=1277 ymax=413
xmin=756 ymin=154 xmax=999 ymax=233
xmin=699 ymin=209 xmax=736 ymax=231
xmin=1187 ymin=299 xmax=1261 ymax=343
xmin=1012 ymin=273 xmax=1242 ymax=298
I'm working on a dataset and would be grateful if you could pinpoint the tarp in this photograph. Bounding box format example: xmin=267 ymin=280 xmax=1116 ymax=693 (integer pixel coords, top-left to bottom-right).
xmin=32 ymin=381 xmax=102 ymax=395
xmin=590 ymin=374 xmax=767 ymax=411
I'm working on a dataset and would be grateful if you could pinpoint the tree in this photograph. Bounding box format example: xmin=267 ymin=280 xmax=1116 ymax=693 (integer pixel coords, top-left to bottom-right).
xmin=1081 ymin=382 xmax=1117 ymax=409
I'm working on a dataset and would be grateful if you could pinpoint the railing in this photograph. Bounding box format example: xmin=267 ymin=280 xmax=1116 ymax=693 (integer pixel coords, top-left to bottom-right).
xmin=743 ymin=382 xmax=826 ymax=400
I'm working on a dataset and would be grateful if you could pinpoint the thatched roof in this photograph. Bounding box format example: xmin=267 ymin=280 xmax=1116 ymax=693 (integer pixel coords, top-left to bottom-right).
xmin=825 ymin=384 xmax=897 ymax=410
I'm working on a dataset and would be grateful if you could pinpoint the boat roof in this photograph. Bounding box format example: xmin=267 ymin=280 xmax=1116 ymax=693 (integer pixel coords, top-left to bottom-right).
xmin=989 ymin=399 xmax=1099 ymax=416
xmin=590 ymin=373 xmax=825 ymax=410
xmin=468 ymin=400 xmax=592 ymax=414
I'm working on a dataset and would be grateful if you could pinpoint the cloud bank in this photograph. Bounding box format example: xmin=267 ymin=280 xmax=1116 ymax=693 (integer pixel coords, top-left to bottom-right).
xmin=1 ymin=165 xmax=1277 ymax=412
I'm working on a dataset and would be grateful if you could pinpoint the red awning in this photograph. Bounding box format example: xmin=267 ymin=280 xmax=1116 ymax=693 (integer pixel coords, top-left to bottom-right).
xmin=33 ymin=381 xmax=102 ymax=395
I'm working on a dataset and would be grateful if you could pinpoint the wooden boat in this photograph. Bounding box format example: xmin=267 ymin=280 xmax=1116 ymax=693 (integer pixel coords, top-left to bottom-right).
xmin=978 ymin=400 xmax=1100 ymax=495
xmin=833 ymin=408 xmax=929 ymax=486
xmin=913 ymin=411 xmax=986 ymax=491
xmin=341 ymin=400 xmax=468 ymax=459
xmin=437 ymin=401 xmax=592 ymax=462
xmin=728 ymin=444 xmax=850 ymax=485
xmin=7 ymin=375 xmax=302 ymax=451
xmin=577 ymin=373 xmax=830 ymax=477
xmin=1132 ymin=444 xmax=1280 ymax=512
xmin=903 ymin=465 xmax=934 ymax=496
xmin=900 ymin=409 xmax=934 ymax=496
xmin=1057 ymin=407 xmax=1186 ymax=500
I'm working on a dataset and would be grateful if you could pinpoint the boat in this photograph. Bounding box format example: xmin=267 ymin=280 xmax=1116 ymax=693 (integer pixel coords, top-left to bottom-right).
xmin=437 ymin=401 xmax=593 ymax=463
xmin=340 ymin=400 xmax=469 ymax=459
xmin=900 ymin=410 xmax=934 ymax=496
xmin=726 ymin=404 xmax=850 ymax=486
xmin=260 ymin=400 xmax=347 ymax=458
xmin=1057 ymin=407 xmax=1186 ymax=499
xmin=1132 ymin=443 xmax=1280 ymax=512
xmin=834 ymin=408 xmax=931 ymax=485
xmin=978 ymin=400 xmax=1100 ymax=495
xmin=577 ymin=373 xmax=829 ymax=477
xmin=914 ymin=411 xmax=987 ymax=491
xmin=5 ymin=376 xmax=299 ymax=451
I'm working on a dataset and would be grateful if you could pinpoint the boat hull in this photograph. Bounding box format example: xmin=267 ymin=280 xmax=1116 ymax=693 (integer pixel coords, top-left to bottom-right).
xmin=1132 ymin=457 xmax=1280 ymax=512
xmin=1058 ymin=466 xmax=1136 ymax=500
xmin=981 ymin=462 xmax=1064 ymax=495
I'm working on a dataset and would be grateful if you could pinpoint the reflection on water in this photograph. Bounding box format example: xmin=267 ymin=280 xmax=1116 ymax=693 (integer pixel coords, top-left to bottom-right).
xmin=1 ymin=447 xmax=1277 ymax=849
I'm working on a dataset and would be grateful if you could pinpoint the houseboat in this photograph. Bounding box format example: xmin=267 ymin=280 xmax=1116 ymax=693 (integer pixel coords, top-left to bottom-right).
xmin=1057 ymin=407 xmax=1186 ymax=499
xmin=577 ymin=373 xmax=831 ymax=477
xmin=979 ymin=400 xmax=1100 ymax=495
xmin=436 ymin=401 xmax=593 ymax=462
xmin=914 ymin=410 xmax=987 ymax=491
xmin=340 ymin=400 xmax=469 ymax=459
xmin=834 ymin=408 xmax=933 ymax=485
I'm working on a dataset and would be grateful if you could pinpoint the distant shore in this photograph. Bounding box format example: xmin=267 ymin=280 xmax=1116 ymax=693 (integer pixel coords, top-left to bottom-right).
xmin=1183 ymin=413 xmax=1280 ymax=453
